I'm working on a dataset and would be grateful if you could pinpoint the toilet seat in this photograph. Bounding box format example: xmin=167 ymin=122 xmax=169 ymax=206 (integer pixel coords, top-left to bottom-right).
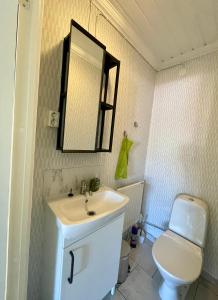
xmin=152 ymin=230 xmax=202 ymax=284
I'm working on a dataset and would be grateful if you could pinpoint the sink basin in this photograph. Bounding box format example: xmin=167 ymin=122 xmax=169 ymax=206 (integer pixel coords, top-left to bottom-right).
xmin=48 ymin=187 xmax=129 ymax=241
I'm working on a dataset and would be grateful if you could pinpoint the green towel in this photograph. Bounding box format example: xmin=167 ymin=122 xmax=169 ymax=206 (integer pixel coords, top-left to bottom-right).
xmin=115 ymin=137 xmax=133 ymax=180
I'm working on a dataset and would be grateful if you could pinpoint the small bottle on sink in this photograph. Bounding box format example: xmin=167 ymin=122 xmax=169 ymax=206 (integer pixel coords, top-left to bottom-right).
xmin=89 ymin=177 xmax=100 ymax=193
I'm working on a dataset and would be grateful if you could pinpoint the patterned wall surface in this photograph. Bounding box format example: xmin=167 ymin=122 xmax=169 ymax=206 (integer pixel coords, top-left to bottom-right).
xmin=27 ymin=1 xmax=155 ymax=298
xmin=144 ymin=51 xmax=218 ymax=280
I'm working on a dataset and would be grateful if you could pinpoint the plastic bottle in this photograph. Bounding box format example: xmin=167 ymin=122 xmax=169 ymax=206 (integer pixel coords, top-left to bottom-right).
xmin=130 ymin=224 xmax=138 ymax=248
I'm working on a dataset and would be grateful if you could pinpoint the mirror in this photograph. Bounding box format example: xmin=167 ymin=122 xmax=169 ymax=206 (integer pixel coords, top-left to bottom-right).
xmin=57 ymin=20 xmax=120 ymax=153
xmin=57 ymin=21 xmax=105 ymax=152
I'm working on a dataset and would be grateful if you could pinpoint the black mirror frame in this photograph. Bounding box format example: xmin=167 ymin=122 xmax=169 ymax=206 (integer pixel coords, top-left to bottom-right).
xmin=57 ymin=20 xmax=120 ymax=153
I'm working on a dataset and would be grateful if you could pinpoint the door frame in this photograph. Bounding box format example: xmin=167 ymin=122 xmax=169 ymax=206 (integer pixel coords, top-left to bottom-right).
xmin=0 ymin=1 xmax=19 ymax=299
xmin=6 ymin=1 xmax=44 ymax=299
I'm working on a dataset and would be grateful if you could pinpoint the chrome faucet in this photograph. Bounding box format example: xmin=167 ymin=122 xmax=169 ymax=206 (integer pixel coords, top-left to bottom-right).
xmin=80 ymin=180 xmax=88 ymax=195
xmin=80 ymin=180 xmax=93 ymax=196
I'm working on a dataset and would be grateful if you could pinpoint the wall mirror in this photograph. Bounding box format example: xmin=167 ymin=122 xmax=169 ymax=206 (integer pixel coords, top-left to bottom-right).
xmin=57 ymin=20 xmax=120 ymax=153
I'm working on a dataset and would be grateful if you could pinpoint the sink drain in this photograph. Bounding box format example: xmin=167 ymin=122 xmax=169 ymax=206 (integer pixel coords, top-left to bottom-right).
xmin=87 ymin=211 xmax=96 ymax=216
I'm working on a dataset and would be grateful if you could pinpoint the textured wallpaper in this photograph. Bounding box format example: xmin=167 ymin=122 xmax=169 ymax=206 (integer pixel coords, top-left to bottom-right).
xmin=144 ymin=51 xmax=218 ymax=280
xmin=27 ymin=0 xmax=155 ymax=298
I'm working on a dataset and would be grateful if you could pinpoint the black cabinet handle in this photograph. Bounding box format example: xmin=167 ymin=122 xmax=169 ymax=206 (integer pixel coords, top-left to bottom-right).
xmin=68 ymin=251 xmax=74 ymax=284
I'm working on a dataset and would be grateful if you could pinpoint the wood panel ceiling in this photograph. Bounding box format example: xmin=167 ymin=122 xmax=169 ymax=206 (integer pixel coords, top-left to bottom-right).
xmin=94 ymin=0 xmax=218 ymax=70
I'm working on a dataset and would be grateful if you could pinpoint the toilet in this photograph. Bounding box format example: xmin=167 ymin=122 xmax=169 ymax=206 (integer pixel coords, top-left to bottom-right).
xmin=152 ymin=194 xmax=208 ymax=300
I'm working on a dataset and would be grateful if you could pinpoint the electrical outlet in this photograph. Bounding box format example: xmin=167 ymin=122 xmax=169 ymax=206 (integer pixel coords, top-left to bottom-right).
xmin=48 ymin=111 xmax=60 ymax=128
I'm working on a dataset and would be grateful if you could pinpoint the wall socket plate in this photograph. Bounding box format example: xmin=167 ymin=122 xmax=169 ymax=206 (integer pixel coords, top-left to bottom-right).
xmin=48 ymin=111 xmax=60 ymax=128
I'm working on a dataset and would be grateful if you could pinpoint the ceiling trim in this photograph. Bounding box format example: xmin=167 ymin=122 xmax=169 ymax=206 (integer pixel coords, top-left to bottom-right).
xmin=160 ymin=41 xmax=218 ymax=70
xmin=93 ymin=0 xmax=218 ymax=71
xmin=93 ymin=0 xmax=159 ymax=70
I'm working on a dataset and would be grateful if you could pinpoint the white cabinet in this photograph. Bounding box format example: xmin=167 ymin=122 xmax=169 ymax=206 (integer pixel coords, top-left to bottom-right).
xmin=42 ymin=210 xmax=124 ymax=300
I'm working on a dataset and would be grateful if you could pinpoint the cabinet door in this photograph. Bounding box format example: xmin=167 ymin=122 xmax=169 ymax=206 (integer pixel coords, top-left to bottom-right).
xmin=61 ymin=215 xmax=123 ymax=300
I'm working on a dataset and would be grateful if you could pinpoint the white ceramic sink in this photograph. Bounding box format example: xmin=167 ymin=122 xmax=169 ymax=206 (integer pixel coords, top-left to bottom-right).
xmin=48 ymin=187 xmax=129 ymax=240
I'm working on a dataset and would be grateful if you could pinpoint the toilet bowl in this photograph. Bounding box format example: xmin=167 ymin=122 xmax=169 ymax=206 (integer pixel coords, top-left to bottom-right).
xmin=152 ymin=230 xmax=202 ymax=300
xmin=152 ymin=194 xmax=208 ymax=300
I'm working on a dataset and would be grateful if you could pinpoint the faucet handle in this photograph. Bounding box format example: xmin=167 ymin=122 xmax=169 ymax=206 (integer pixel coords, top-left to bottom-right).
xmin=68 ymin=188 xmax=74 ymax=197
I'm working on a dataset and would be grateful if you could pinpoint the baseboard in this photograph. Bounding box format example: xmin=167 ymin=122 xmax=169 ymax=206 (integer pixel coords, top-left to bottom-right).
xmin=144 ymin=232 xmax=156 ymax=243
xmin=202 ymin=270 xmax=218 ymax=286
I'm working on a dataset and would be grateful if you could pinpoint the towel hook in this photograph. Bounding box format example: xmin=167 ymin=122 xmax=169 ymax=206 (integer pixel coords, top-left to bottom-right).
xmin=123 ymin=130 xmax=128 ymax=138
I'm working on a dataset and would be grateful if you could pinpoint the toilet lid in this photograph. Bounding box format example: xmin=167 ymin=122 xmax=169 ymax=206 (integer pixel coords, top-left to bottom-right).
xmin=152 ymin=230 xmax=202 ymax=283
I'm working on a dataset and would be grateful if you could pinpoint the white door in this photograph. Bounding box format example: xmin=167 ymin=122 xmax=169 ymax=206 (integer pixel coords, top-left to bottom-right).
xmin=61 ymin=216 xmax=124 ymax=300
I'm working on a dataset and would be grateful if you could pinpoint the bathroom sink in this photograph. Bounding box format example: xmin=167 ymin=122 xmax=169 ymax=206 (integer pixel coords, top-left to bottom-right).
xmin=48 ymin=187 xmax=129 ymax=240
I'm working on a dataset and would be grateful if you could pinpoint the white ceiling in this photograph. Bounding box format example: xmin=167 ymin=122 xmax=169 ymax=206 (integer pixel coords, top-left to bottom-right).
xmin=94 ymin=0 xmax=218 ymax=70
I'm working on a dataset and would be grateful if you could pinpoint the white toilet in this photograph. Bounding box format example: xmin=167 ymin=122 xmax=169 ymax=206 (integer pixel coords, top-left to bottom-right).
xmin=152 ymin=194 xmax=208 ymax=300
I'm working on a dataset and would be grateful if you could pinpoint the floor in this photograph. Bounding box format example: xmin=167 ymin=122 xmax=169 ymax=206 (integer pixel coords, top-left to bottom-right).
xmin=103 ymin=238 xmax=218 ymax=300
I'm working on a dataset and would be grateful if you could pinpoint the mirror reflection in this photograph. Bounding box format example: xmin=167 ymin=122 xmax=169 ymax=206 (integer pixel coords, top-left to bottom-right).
xmin=63 ymin=25 xmax=105 ymax=151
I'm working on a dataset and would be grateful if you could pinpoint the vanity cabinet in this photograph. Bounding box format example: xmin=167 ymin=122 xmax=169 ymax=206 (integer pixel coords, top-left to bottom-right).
xmin=42 ymin=208 xmax=124 ymax=300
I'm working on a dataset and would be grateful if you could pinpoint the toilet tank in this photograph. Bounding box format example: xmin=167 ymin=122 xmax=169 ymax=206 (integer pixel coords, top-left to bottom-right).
xmin=169 ymin=194 xmax=209 ymax=248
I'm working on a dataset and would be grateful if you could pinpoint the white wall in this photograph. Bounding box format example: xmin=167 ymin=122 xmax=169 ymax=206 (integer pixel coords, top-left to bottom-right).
xmin=145 ymin=51 xmax=218 ymax=280
xmin=27 ymin=1 xmax=156 ymax=299
xmin=0 ymin=1 xmax=18 ymax=299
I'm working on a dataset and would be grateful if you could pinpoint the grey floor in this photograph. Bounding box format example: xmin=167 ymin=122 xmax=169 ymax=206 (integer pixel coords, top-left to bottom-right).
xmin=103 ymin=238 xmax=218 ymax=300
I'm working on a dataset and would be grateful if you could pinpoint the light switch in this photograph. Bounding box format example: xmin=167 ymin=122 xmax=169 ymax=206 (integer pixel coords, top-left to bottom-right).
xmin=48 ymin=111 xmax=60 ymax=128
